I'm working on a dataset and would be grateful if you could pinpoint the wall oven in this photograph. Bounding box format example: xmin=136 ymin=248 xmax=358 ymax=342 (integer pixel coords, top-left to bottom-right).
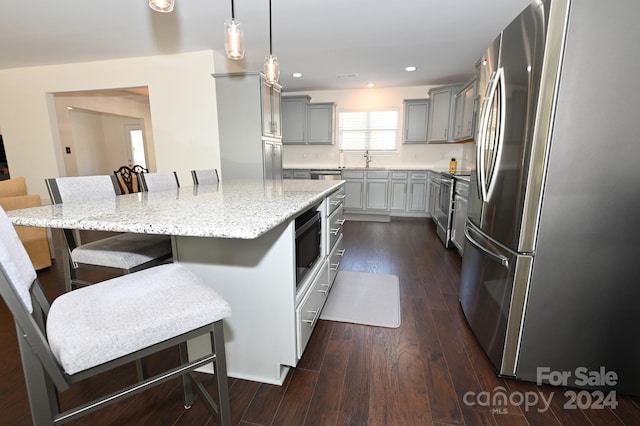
xmin=295 ymin=206 xmax=322 ymax=289
xmin=436 ymin=173 xmax=455 ymax=248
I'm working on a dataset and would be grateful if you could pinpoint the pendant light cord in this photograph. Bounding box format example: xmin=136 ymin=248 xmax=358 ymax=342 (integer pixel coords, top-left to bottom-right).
xmin=231 ymin=0 xmax=235 ymax=19
xmin=269 ymin=0 xmax=273 ymax=55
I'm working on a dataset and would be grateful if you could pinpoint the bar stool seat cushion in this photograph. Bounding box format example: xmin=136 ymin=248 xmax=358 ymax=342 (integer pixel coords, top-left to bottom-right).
xmin=71 ymin=233 xmax=172 ymax=269
xmin=46 ymin=263 xmax=231 ymax=375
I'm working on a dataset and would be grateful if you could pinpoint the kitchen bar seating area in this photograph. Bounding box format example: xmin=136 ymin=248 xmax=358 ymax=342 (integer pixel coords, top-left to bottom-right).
xmin=2 ymin=218 xmax=640 ymax=424
xmin=0 ymin=207 xmax=232 ymax=425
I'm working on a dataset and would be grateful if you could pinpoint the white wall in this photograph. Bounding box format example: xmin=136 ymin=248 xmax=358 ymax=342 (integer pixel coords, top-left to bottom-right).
xmin=282 ymin=86 xmax=474 ymax=170
xmin=68 ymin=109 xmax=108 ymax=176
xmin=0 ymin=51 xmax=220 ymax=201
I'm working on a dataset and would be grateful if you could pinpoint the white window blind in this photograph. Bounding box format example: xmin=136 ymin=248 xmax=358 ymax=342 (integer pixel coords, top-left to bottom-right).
xmin=338 ymin=109 xmax=399 ymax=151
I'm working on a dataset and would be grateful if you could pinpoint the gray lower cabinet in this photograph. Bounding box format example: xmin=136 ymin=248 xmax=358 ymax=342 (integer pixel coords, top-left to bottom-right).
xmin=282 ymin=169 xmax=311 ymax=179
xmin=407 ymin=172 xmax=428 ymax=212
xmin=389 ymin=172 xmax=409 ymax=211
xmin=342 ymin=169 xmax=430 ymax=217
xmin=451 ymin=179 xmax=469 ymax=255
xmin=428 ymin=172 xmax=441 ymax=222
xmin=365 ymin=171 xmax=390 ymax=210
xmin=342 ymin=170 xmax=365 ymax=209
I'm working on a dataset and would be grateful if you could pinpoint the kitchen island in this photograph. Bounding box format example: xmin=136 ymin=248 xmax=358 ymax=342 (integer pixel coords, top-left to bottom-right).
xmin=8 ymin=179 xmax=345 ymax=385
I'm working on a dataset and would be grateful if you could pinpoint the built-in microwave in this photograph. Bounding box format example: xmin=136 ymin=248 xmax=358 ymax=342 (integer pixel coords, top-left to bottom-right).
xmin=294 ymin=206 xmax=322 ymax=288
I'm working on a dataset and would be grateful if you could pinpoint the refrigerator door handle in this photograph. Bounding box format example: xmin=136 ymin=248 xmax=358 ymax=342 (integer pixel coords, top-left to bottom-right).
xmin=477 ymin=67 xmax=506 ymax=202
xmin=464 ymin=226 xmax=509 ymax=268
xmin=476 ymin=71 xmax=496 ymax=202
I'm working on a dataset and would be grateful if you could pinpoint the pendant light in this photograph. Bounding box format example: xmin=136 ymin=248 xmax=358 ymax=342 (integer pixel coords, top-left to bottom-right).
xmin=224 ymin=0 xmax=245 ymax=60
xmin=149 ymin=0 xmax=175 ymax=13
xmin=263 ymin=0 xmax=280 ymax=84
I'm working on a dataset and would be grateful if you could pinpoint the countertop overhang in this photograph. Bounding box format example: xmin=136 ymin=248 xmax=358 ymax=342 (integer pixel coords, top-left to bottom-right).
xmin=7 ymin=180 xmax=345 ymax=240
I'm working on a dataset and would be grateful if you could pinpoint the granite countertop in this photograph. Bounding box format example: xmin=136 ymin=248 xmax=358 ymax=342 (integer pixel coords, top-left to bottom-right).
xmin=7 ymin=180 xmax=344 ymax=240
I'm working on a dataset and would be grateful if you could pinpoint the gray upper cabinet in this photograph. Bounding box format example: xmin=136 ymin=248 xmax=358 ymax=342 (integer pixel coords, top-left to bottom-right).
xmin=452 ymin=78 xmax=477 ymax=141
xmin=281 ymin=96 xmax=310 ymax=143
xmin=307 ymin=103 xmax=334 ymax=144
xmin=428 ymin=84 xmax=463 ymax=143
xmin=282 ymin=96 xmax=335 ymax=145
xmin=403 ymin=99 xmax=430 ymax=143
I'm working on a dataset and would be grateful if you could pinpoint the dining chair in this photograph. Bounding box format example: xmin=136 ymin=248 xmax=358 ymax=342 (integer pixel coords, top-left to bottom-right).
xmin=113 ymin=165 xmax=140 ymax=194
xmin=131 ymin=164 xmax=149 ymax=174
xmin=0 ymin=206 xmax=232 ymax=425
xmin=45 ymin=175 xmax=172 ymax=292
xmin=191 ymin=169 xmax=220 ymax=185
xmin=139 ymin=171 xmax=180 ymax=191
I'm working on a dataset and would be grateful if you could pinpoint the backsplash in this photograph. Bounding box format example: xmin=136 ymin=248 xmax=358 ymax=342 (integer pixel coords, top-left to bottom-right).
xmin=282 ymin=142 xmax=475 ymax=170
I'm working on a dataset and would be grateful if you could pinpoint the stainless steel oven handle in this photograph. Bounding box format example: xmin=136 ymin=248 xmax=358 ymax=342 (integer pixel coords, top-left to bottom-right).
xmin=464 ymin=227 xmax=509 ymax=268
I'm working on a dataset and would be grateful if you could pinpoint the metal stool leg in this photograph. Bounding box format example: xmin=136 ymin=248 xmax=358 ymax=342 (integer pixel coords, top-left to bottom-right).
xmin=179 ymin=342 xmax=195 ymax=409
xmin=212 ymin=321 xmax=231 ymax=425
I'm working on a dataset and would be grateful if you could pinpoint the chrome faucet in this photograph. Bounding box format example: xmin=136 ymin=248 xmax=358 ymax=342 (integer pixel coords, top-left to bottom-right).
xmin=364 ymin=150 xmax=371 ymax=168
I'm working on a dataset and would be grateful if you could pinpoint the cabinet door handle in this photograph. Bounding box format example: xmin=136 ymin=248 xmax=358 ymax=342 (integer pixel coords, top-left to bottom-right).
xmin=337 ymin=249 xmax=346 ymax=256
xmin=330 ymin=228 xmax=340 ymax=235
xmin=330 ymin=263 xmax=340 ymax=271
xmin=336 ymin=219 xmax=345 ymax=225
xmin=303 ymin=309 xmax=320 ymax=326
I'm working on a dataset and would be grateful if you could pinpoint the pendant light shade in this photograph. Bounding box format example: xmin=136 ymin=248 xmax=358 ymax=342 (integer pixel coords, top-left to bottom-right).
xmin=224 ymin=18 xmax=245 ymax=60
xmin=149 ymin=0 xmax=175 ymax=13
xmin=263 ymin=0 xmax=280 ymax=84
xmin=224 ymin=0 xmax=245 ymax=60
xmin=264 ymin=54 xmax=280 ymax=85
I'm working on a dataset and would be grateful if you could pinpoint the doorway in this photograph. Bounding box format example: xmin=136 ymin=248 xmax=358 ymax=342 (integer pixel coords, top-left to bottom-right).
xmin=124 ymin=124 xmax=147 ymax=169
xmin=52 ymin=87 xmax=155 ymax=177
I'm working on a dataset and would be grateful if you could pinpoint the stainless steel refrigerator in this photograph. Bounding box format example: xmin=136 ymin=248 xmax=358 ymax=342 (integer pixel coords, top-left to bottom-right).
xmin=460 ymin=0 xmax=640 ymax=395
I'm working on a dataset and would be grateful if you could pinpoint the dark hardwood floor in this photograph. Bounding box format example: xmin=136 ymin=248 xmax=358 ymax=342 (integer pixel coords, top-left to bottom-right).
xmin=2 ymin=219 xmax=640 ymax=425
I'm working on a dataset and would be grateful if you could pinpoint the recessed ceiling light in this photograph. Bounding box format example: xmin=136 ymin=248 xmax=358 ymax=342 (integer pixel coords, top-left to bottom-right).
xmin=367 ymin=82 xmax=375 ymax=88
xmin=292 ymin=72 xmax=303 ymax=78
xmin=405 ymin=66 xmax=417 ymax=72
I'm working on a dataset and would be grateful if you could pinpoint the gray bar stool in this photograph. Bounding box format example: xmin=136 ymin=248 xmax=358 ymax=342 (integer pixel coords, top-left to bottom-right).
xmin=0 ymin=206 xmax=232 ymax=425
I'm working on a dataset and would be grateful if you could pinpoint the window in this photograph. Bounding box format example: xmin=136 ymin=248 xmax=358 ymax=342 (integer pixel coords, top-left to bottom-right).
xmin=338 ymin=109 xmax=399 ymax=151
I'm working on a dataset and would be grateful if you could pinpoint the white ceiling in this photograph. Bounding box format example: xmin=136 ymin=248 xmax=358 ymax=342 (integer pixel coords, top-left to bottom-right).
xmin=0 ymin=0 xmax=532 ymax=92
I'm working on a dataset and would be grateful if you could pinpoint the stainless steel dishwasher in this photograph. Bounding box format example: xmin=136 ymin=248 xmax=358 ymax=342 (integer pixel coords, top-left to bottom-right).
xmin=310 ymin=170 xmax=342 ymax=180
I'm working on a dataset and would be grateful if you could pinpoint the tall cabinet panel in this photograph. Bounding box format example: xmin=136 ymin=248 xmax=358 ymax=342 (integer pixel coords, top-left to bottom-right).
xmin=214 ymin=72 xmax=283 ymax=180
